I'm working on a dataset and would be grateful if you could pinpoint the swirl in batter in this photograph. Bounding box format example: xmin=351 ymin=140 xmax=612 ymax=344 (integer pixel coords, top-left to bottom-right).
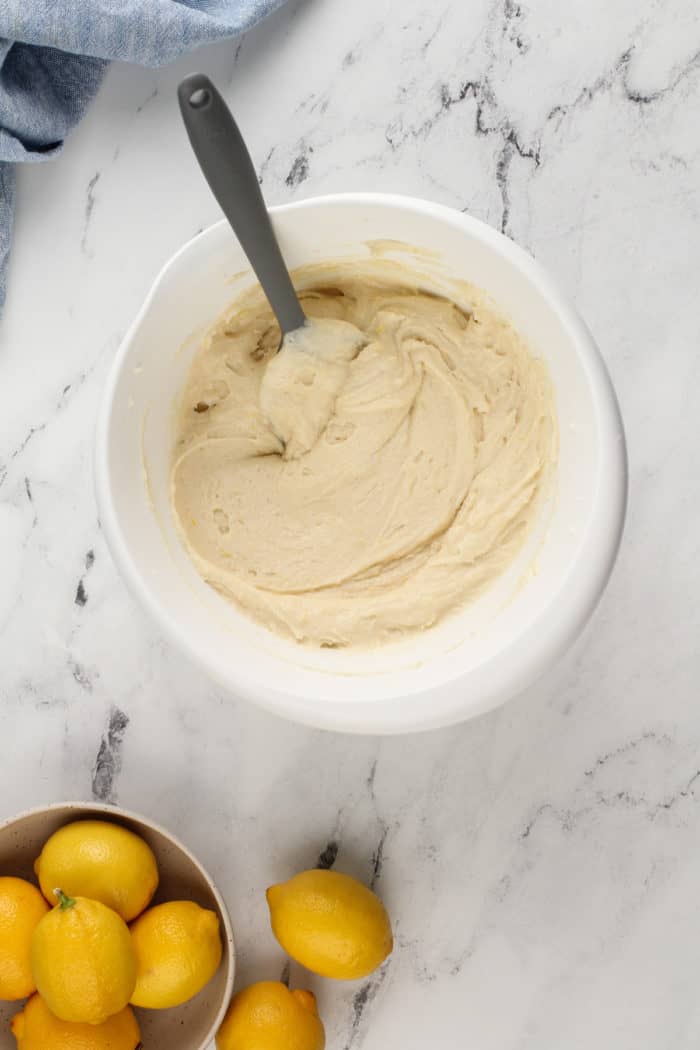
xmin=171 ymin=260 xmax=557 ymax=647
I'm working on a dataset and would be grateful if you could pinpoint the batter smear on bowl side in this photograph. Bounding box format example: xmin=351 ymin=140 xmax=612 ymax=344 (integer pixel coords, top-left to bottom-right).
xmin=171 ymin=259 xmax=557 ymax=647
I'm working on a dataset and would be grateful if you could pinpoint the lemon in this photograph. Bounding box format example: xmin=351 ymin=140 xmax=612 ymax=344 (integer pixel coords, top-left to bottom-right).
xmin=35 ymin=820 xmax=158 ymax=922
xmin=11 ymin=994 xmax=141 ymax=1050
xmin=129 ymin=900 xmax=222 ymax=1008
xmin=216 ymin=982 xmax=325 ymax=1050
xmin=0 ymin=877 xmax=49 ymax=1000
xmin=266 ymin=869 xmax=392 ymax=980
xmin=31 ymin=891 xmax=136 ymax=1024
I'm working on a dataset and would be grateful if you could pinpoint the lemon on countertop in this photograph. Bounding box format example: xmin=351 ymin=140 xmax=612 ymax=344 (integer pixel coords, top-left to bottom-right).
xmin=31 ymin=891 xmax=136 ymax=1024
xmin=0 ymin=877 xmax=49 ymax=1000
xmin=35 ymin=819 xmax=158 ymax=922
xmin=216 ymin=982 xmax=325 ymax=1050
xmin=11 ymin=993 xmax=141 ymax=1050
xmin=266 ymin=869 xmax=392 ymax=980
xmin=129 ymin=899 xmax=222 ymax=1009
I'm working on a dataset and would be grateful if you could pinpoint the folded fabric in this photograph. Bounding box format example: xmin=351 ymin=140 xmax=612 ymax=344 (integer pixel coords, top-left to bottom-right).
xmin=0 ymin=0 xmax=287 ymax=307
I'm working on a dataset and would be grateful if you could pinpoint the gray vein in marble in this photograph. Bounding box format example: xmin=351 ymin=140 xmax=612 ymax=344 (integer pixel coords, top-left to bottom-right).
xmin=69 ymin=659 xmax=93 ymax=692
xmin=625 ymin=45 xmax=700 ymax=104
xmin=520 ymin=802 xmax=575 ymax=841
xmin=519 ymin=770 xmax=700 ymax=838
xmin=258 ymin=145 xmax=275 ymax=185
xmin=420 ymin=9 xmax=448 ymax=55
xmin=382 ymin=1 xmax=542 ymax=231
xmin=443 ymin=723 xmax=700 ymax=981
xmin=135 ymin=86 xmax=159 ymax=114
xmin=386 ymin=73 xmax=541 ymax=233
xmin=548 ymin=42 xmax=700 ymax=132
xmin=285 ymin=145 xmax=312 ymax=187
xmin=656 ymin=768 xmax=700 ymax=813
xmin=81 ymin=172 xmax=100 ymax=253
xmin=522 ymin=733 xmax=700 ymax=839
xmin=317 ymin=840 xmax=339 ymax=869
xmin=74 ymin=548 xmax=95 ymax=608
xmin=34 ymin=697 xmax=68 ymax=711
xmin=495 ymin=128 xmax=540 ymax=234
xmin=583 ymin=729 xmax=673 ymax=778
xmin=227 ymin=40 xmax=244 ymax=84
xmin=366 ymin=758 xmax=393 ymax=888
xmin=501 ymin=0 xmax=528 ymax=54
xmin=383 ymin=21 xmax=700 ymax=237
xmin=0 ymin=346 xmax=114 ymax=494
xmin=290 ymin=91 xmax=329 ymax=121
xmin=91 ymin=706 xmax=130 ymax=804
xmin=0 ymin=422 xmax=48 ymax=489
xmin=370 ymin=826 xmax=388 ymax=891
xmin=344 ymin=963 xmax=389 ymax=1050
xmin=23 ymin=476 xmax=37 ymax=529
xmin=502 ymin=0 xmax=528 ymax=55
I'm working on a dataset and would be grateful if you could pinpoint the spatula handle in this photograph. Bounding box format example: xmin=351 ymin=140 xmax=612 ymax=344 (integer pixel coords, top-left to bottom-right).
xmin=178 ymin=73 xmax=305 ymax=336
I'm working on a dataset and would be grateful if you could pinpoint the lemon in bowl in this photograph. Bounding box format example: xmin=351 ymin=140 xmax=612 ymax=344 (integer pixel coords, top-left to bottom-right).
xmin=0 ymin=879 xmax=48 ymax=1001
xmin=34 ymin=820 xmax=158 ymax=922
xmin=31 ymin=891 xmax=136 ymax=1024
xmin=130 ymin=900 xmax=222 ymax=1009
xmin=11 ymin=994 xmax=141 ymax=1050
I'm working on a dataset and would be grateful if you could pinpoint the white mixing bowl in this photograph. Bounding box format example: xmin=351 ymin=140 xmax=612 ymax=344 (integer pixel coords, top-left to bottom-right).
xmin=95 ymin=194 xmax=626 ymax=734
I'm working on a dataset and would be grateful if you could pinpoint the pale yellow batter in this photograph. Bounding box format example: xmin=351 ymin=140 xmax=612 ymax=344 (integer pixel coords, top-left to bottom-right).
xmin=171 ymin=260 xmax=557 ymax=647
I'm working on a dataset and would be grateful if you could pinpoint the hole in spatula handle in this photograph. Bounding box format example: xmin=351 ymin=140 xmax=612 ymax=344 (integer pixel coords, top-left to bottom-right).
xmin=188 ymin=87 xmax=211 ymax=109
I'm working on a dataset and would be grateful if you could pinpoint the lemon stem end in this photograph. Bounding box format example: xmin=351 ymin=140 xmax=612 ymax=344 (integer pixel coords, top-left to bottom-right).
xmin=54 ymin=888 xmax=76 ymax=910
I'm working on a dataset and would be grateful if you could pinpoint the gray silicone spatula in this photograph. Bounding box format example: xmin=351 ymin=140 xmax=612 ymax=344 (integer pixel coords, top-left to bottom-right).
xmin=178 ymin=73 xmax=306 ymax=340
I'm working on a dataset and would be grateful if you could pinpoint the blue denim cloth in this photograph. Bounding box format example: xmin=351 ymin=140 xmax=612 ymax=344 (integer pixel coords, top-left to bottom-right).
xmin=0 ymin=0 xmax=287 ymax=306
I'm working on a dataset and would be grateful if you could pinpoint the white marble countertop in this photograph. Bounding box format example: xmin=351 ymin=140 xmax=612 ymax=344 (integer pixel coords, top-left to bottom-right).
xmin=1 ymin=1 xmax=699 ymax=1046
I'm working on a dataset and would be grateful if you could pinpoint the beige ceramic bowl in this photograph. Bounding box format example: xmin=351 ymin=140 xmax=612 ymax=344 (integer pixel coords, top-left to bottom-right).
xmin=0 ymin=802 xmax=235 ymax=1050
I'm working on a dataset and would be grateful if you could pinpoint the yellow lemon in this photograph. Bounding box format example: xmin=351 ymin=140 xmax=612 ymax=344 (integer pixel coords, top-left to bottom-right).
xmin=35 ymin=820 xmax=158 ymax=922
xmin=129 ymin=900 xmax=222 ymax=1008
xmin=0 ymin=877 xmax=49 ymax=1000
xmin=11 ymin=994 xmax=141 ymax=1050
xmin=216 ymin=982 xmax=325 ymax=1050
xmin=31 ymin=892 xmax=136 ymax=1024
xmin=266 ymin=870 xmax=392 ymax=980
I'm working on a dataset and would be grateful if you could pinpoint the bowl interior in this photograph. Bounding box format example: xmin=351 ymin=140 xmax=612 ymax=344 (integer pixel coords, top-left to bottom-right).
xmin=0 ymin=804 xmax=234 ymax=1050
xmin=97 ymin=195 xmax=626 ymax=731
